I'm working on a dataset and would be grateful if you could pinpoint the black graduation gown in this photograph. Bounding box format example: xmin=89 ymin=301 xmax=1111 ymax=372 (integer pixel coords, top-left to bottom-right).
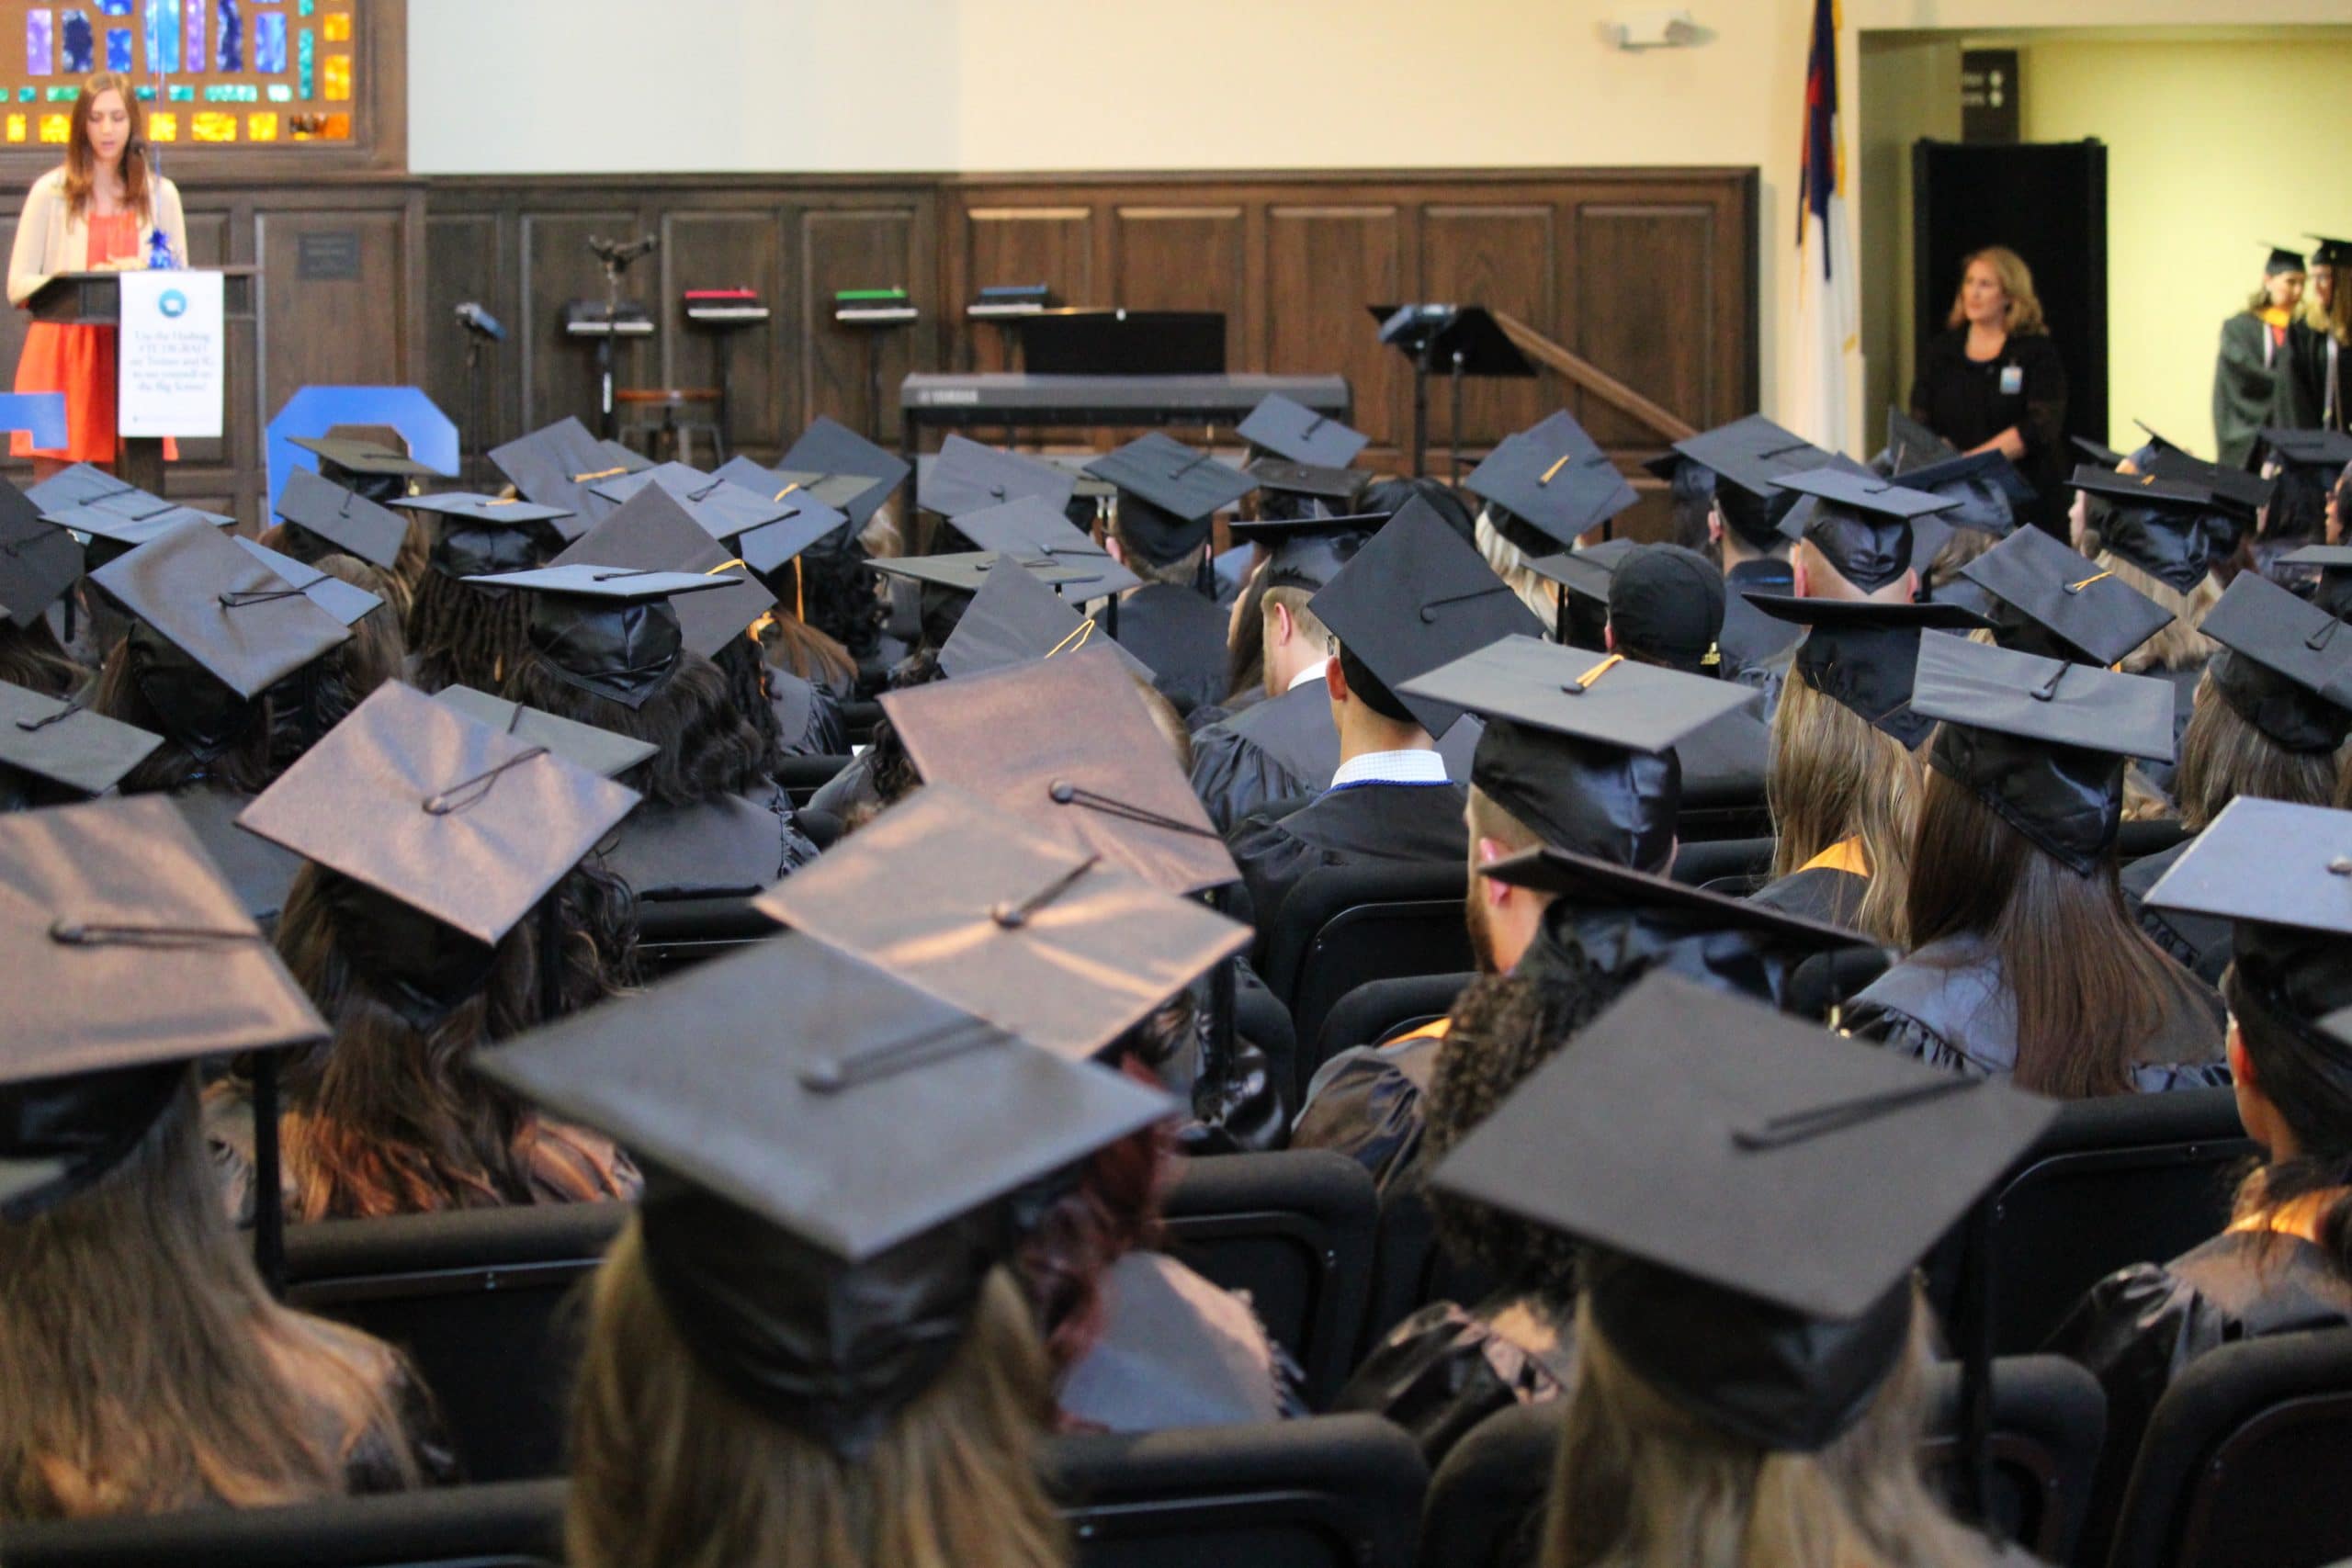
xmin=173 ymin=787 xmax=304 ymax=930
xmin=601 ymin=785 xmax=819 ymax=900
xmin=1909 ymin=328 xmax=2070 ymax=529
xmin=1719 ymin=558 xmax=1801 ymax=685
xmin=766 ymin=667 xmax=848 ymax=759
xmin=1227 ymin=779 xmax=1470 ymax=955
xmin=1845 ymin=932 xmax=2229 ymax=1092
xmin=2046 ymin=1229 xmax=2352 ymax=1553
xmin=2290 ymin=317 xmax=2347 ymax=433
xmin=2120 ymin=835 xmax=2233 ymax=987
xmin=1290 ymin=1025 xmax=1448 ymax=1193
xmin=1113 ymin=582 xmax=1230 ymax=718
xmin=1748 ymin=863 xmax=1868 ymax=929
xmin=1188 ymin=682 xmax=1480 ymax=837
xmin=1332 ymin=1290 xmax=1576 ymax=1472
xmin=2212 ymin=311 xmax=2312 ymax=468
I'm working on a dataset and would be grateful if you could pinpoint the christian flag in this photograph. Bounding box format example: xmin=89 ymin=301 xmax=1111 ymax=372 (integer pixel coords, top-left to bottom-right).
xmin=1792 ymin=0 xmax=1858 ymax=449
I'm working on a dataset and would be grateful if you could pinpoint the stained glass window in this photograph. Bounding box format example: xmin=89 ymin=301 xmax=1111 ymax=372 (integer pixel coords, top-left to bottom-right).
xmin=1 ymin=0 xmax=356 ymax=143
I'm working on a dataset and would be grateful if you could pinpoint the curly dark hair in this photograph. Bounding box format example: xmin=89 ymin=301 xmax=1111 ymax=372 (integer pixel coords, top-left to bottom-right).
xmin=263 ymin=555 xmax=407 ymax=778
xmin=502 ymin=649 xmax=772 ymax=809
xmin=1422 ymin=942 xmax=1643 ymax=1306
xmin=93 ymin=634 xmax=277 ymax=796
xmin=405 ymin=571 xmax=531 ymax=695
xmin=712 ymin=634 xmax=786 ymax=777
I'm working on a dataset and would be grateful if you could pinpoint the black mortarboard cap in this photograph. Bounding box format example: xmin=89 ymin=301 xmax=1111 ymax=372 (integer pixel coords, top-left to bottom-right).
xmin=1309 ymin=496 xmax=1546 ymax=738
xmin=580 ymin=464 xmax=814 ymax=563
xmin=1087 ymin=434 xmax=1256 ymax=565
xmin=0 ymin=481 xmax=80 ymax=628
xmin=920 ymin=434 xmax=1076 ymax=520
xmin=232 ymin=538 xmax=386 ymax=627
xmin=2070 ymin=464 xmax=2233 ymax=593
xmin=2073 ymin=434 xmax=2126 ymax=469
xmin=432 ymin=684 xmax=659 ymax=780
xmin=0 ymin=681 xmax=160 ymax=802
xmin=466 ymin=563 xmax=740 ymax=709
xmin=1891 ymin=449 xmax=2033 ymax=538
xmin=1402 ymin=636 xmax=1751 ymax=868
xmin=876 ymin=643 xmax=1237 ymax=895
xmin=779 ymin=414 xmax=911 ymax=520
xmin=272 ymin=467 xmax=410 ymax=570
xmin=87 ymin=522 xmax=351 ymax=700
xmin=399 ymin=491 xmax=578 ymax=528
xmin=548 ymin=488 xmax=778 ymax=662
xmin=238 ymin=681 xmax=640 ymax=947
xmin=868 ymin=550 xmax=1099 ymax=599
xmin=1237 ymin=392 xmax=1369 ymax=468
xmin=2143 ymin=797 xmax=2352 ymax=1033
xmin=488 ymin=417 xmax=650 ymax=521
xmin=405 ymin=492 xmax=580 ymax=580
xmin=710 ymin=457 xmax=878 ymax=532
xmin=2132 ymin=433 xmax=2273 ymax=543
xmin=0 ymin=795 xmax=330 ymax=1216
xmin=2310 ymin=235 xmax=2352 ymax=268
xmin=1246 ymin=457 xmax=1370 ymax=511
xmin=1958 ymin=522 xmax=2176 ymax=669
xmin=471 ymin=931 xmax=1170 ymax=1457
xmin=1745 ymin=595 xmax=1991 ymax=748
xmin=1883 ymin=407 xmax=1959 ymax=475
xmin=1911 ymin=629 xmax=2175 ymax=873
xmin=756 ymin=783 xmax=1250 ymax=1057
xmin=1226 ymin=509 xmax=1383 ymax=595
xmin=2251 ymin=426 xmax=2352 ymax=476
xmin=1656 ymin=415 xmax=1830 ymax=549
xmin=945 ymin=495 xmax=1138 ymax=601
xmin=2284 ymin=544 xmax=2352 ymax=626
xmin=1775 ymin=468 xmax=1952 ymax=593
xmin=1463 ymin=411 xmax=1639 ymax=554
xmin=1430 ymin=969 xmax=2054 ymax=1450
xmin=289 ymin=434 xmax=448 ymax=481
xmin=2199 ymin=571 xmax=2352 ymax=753
xmin=936 ymin=556 xmax=1153 ymax=684
xmin=2267 ymin=244 xmax=2309 ymax=275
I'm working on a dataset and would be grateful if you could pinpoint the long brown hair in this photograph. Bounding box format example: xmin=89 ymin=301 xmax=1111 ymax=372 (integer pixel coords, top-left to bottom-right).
xmin=0 ymin=1076 xmax=418 ymax=1520
xmin=1944 ymin=245 xmax=2047 ymax=337
xmin=1905 ymin=766 xmax=2206 ymax=1098
xmin=502 ymin=649 xmax=772 ymax=807
xmin=2172 ymin=669 xmax=2348 ymax=833
xmin=760 ymin=610 xmax=858 ymax=695
xmin=272 ymin=861 xmax=632 ymax=1220
xmin=2098 ymin=551 xmax=2217 ymax=672
xmin=1767 ymin=675 xmax=1919 ymax=945
xmin=1539 ymin=1284 xmax=1985 ymax=1568
xmin=60 ymin=73 xmax=151 ymax=223
xmin=567 ymin=1226 xmax=1069 ymax=1568
xmin=0 ymin=616 xmax=85 ymax=698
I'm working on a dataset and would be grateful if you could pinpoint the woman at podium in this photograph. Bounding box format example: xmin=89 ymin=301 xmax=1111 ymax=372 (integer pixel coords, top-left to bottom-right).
xmin=5 ymin=72 xmax=187 ymax=479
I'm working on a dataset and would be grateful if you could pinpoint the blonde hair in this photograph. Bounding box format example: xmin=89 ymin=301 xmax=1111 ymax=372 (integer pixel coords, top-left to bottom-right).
xmin=0 ymin=1076 xmax=419 ymax=1520
xmin=1945 ymin=246 xmax=2048 ymax=337
xmin=1475 ymin=509 xmax=1560 ymax=624
xmin=1767 ymin=675 xmax=1919 ymax=945
xmin=1538 ymin=1285 xmax=1986 ymax=1568
xmin=1259 ymin=583 xmax=1332 ymax=663
xmin=2097 ymin=552 xmax=2217 ymax=673
xmin=567 ymin=1224 xmax=1069 ymax=1568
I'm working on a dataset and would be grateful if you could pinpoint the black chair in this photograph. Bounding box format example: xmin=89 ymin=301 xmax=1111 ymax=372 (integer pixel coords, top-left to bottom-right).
xmin=283 ymin=1203 xmax=630 ymax=1483
xmin=1049 ymin=1413 xmax=1427 ymax=1568
xmin=1419 ymin=1354 xmax=2106 ymax=1568
xmin=0 ymin=1417 xmax=1427 ymax=1568
xmin=2116 ymin=818 xmax=2192 ymax=863
xmin=1672 ymin=795 xmax=1773 ymax=843
xmin=774 ymin=751 xmax=854 ymax=807
xmin=1160 ymin=1150 xmax=1379 ymax=1408
xmin=1667 ymin=833 xmax=1777 ymax=894
xmin=1785 ymin=942 xmax=1895 ymax=1023
xmin=1256 ymin=860 xmax=1473 ymax=1100
xmin=1978 ymin=1088 xmax=2253 ymax=1355
xmin=2106 ymin=1326 xmax=2352 ymax=1568
xmin=837 ymin=697 xmax=885 ymax=746
xmin=0 ymin=1478 xmax=567 ymax=1568
xmin=629 ymin=894 xmax=776 ymax=978
xmin=1234 ymin=972 xmax=1299 ymax=1117
xmin=1357 ymin=1186 xmax=1498 ymax=1360
xmin=1304 ymin=972 xmax=1469 ymax=1096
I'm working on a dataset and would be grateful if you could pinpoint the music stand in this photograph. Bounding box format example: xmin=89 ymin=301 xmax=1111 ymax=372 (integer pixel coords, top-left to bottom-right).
xmin=1367 ymin=304 xmax=1536 ymax=479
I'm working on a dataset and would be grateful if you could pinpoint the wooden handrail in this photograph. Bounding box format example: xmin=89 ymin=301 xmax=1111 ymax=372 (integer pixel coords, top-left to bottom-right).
xmin=1490 ymin=310 xmax=1696 ymax=446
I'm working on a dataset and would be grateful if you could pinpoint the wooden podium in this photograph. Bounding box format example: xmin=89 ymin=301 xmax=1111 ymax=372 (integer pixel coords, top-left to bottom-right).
xmin=25 ymin=265 xmax=256 ymax=493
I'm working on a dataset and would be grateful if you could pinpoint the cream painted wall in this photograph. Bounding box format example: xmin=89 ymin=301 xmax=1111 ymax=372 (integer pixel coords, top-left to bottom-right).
xmin=2017 ymin=36 xmax=2352 ymax=456
xmin=407 ymin=0 xmax=2352 ymax=437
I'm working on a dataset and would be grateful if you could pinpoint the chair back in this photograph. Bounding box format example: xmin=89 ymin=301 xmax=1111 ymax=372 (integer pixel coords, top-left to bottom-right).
xmin=0 ymin=1479 xmax=566 ymax=1568
xmin=1304 ymin=972 xmax=1470 ymax=1098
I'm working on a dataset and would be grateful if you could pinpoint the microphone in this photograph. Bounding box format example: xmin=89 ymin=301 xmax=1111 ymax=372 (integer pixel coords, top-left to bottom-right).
xmin=454 ymin=301 xmax=505 ymax=341
xmin=588 ymin=234 xmax=660 ymax=268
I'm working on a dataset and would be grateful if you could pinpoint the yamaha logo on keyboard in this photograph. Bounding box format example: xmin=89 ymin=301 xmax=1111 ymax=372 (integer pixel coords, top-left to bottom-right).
xmin=921 ymin=389 xmax=981 ymax=406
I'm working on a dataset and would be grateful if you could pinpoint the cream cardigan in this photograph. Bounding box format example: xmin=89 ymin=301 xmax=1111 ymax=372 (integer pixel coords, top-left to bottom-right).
xmin=6 ymin=166 xmax=187 ymax=307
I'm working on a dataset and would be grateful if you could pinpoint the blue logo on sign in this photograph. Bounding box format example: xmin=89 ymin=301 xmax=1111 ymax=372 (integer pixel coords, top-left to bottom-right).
xmin=159 ymin=290 xmax=187 ymax=319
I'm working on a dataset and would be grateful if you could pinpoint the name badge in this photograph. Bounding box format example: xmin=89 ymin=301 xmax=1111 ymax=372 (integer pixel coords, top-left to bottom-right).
xmin=1998 ymin=365 xmax=2024 ymax=397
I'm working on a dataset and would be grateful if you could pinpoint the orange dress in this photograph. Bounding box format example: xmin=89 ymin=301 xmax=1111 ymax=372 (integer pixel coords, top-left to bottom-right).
xmin=12 ymin=209 xmax=175 ymax=464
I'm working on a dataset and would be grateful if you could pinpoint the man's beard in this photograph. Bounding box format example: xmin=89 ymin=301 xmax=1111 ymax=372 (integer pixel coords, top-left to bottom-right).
xmin=1465 ymin=888 xmax=1502 ymax=977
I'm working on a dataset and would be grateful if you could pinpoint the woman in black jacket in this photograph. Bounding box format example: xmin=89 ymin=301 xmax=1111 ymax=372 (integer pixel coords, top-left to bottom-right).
xmin=1910 ymin=246 xmax=2069 ymax=536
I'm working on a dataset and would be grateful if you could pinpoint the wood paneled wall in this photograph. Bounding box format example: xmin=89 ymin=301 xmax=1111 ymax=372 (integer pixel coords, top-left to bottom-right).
xmin=0 ymin=165 xmax=1753 ymax=535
